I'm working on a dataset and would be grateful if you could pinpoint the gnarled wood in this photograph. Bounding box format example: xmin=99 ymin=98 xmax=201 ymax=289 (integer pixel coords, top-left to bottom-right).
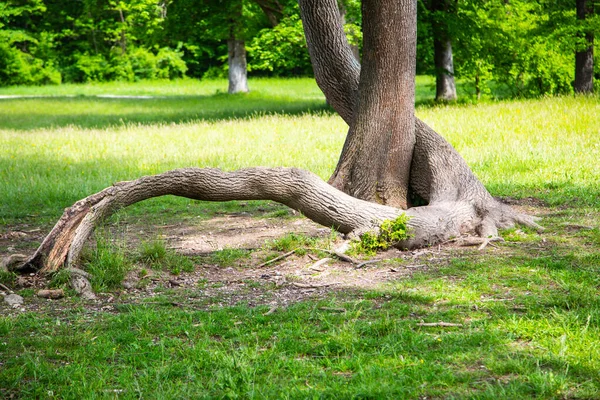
xmin=14 ymin=167 xmax=540 ymax=275
xmin=298 ymin=0 xmax=538 ymax=235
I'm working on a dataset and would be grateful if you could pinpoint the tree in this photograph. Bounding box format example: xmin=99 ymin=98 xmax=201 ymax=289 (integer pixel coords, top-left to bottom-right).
xmin=424 ymin=0 xmax=458 ymax=101
xmin=574 ymin=0 xmax=595 ymax=93
xmin=11 ymin=0 xmax=539 ymax=289
xmin=227 ymin=0 xmax=249 ymax=93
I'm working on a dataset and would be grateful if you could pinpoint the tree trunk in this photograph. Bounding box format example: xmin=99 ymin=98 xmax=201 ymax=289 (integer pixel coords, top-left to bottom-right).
xmin=433 ymin=37 xmax=457 ymax=101
xmin=574 ymin=0 xmax=594 ymax=94
xmin=228 ymin=39 xmax=249 ymax=94
xmin=253 ymin=0 xmax=283 ymax=27
xmin=430 ymin=0 xmax=457 ymax=101
xmin=328 ymin=0 xmax=417 ymax=209
xmin=228 ymin=2 xmax=249 ymax=94
xmin=298 ymin=0 xmax=535 ymax=235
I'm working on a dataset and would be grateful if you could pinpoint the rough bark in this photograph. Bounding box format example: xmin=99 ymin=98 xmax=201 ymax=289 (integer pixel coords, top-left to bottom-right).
xmin=574 ymin=0 xmax=594 ymax=94
xmin=326 ymin=0 xmax=417 ymax=209
xmin=298 ymin=0 xmax=537 ymax=235
xmin=13 ymin=167 xmax=539 ymax=274
xmin=228 ymin=39 xmax=249 ymax=94
xmin=431 ymin=0 xmax=457 ymax=101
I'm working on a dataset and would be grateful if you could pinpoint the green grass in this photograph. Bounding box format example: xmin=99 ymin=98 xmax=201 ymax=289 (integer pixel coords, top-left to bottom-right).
xmin=0 ymin=77 xmax=599 ymax=398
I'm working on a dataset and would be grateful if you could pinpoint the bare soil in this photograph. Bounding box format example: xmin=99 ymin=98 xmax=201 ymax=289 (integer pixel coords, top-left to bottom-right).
xmin=0 ymin=202 xmax=559 ymax=316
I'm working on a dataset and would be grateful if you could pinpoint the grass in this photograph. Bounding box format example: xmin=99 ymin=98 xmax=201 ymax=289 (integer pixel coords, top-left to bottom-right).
xmin=0 ymin=77 xmax=599 ymax=398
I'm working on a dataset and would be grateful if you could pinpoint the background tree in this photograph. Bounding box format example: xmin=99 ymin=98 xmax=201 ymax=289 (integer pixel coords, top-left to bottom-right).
xmin=574 ymin=0 xmax=595 ymax=93
xmin=423 ymin=0 xmax=457 ymax=101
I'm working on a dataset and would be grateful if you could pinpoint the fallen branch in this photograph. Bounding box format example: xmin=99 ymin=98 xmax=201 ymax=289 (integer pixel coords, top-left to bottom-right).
xmin=308 ymin=257 xmax=331 ymax=271
xmin=37 ymin=289 xmax=65 ymax=299
xmin=355 ymin=259 xmax=381 ymax=269
xmin=0 ymin=283 xmax=14 ymax=294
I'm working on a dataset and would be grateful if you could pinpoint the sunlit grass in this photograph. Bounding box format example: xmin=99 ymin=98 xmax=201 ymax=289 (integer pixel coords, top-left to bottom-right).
xmin=0 ymin=77 xmax=599 ymax=399
xmin=1 ymin=78 xmax=598 ymax=225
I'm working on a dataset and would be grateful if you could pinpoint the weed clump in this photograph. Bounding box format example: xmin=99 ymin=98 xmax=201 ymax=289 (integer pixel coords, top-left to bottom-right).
xmin=350 ymin=215 xmax=412 ymax=256
xmin=137 ymin=239 xmax=194 ymax=275
xmin=83 ymin=237 xmax=132 ymax=292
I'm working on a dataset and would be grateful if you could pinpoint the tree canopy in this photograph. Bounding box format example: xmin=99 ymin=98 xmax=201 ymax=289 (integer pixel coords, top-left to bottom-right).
xmin=0 ymin=0 xmax=597 ymax=95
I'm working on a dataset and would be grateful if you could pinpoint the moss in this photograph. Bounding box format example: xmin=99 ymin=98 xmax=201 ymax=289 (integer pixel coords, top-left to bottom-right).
xmin=349 ymin=215 xmax=412 ymax=256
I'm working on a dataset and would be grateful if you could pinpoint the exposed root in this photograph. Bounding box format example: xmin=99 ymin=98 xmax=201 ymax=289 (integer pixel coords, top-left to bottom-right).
xmin=10 ymin=167 xmax=541 ymax=282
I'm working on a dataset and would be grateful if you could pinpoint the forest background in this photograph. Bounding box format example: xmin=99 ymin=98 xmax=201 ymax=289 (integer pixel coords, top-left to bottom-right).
xmin=1 ymin=0 xmax=598 ymax=97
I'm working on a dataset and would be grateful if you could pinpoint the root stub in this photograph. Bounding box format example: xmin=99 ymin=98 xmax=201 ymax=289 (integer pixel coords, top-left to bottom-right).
xmin=10 ymin=167 xmax=541 ymax=276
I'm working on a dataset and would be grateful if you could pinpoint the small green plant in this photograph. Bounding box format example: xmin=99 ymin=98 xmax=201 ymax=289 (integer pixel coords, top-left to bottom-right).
xmin=137 ymin=239 xmax=195 ymax=275
xmin=0 ymin=270 xmax=16 ymax=287
xmin=349 ymin=215 xmax=412 ymax=256
xmin=268 ymin=233 xmax=316 ymax=252
xmin=209 ymin=248 xmax=251 ymax=267
xmin=84 ymin=237 xmax=132 ymax=292
xmin=138 ymin=240 xmax=167 ymax=264
xmin=48 ymin=269 xmax=71 ymax=289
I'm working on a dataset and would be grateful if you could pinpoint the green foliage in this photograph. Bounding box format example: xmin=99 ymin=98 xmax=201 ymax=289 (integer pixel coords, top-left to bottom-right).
xmin=0 ymin=270 xmax=16 ymax=287
xmin=65 ymin=46 xmax=187 ymax=83
xmin=350 ymin=215 xmax=412 ymax=256
xmin=248 ymin=15 xmax=312 ymax=76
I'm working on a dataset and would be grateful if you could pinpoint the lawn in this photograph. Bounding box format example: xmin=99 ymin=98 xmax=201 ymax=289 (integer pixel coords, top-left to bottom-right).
xmin=1 ymin=77 xmax=599 ymax=399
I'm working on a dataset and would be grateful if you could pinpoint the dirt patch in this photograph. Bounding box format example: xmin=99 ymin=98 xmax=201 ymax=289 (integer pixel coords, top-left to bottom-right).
xmin=1 ymin=202 xmax=582 ymax=316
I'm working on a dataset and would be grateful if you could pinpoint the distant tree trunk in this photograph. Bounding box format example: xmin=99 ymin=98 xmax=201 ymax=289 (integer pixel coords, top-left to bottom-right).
xmin=431 ymin=0 xmax=457 ymax=101
xmin=328 ymin=0 xmax=417 ymax=209
xmin=574 ymin=0 xmax=594 ymax=94
xmin=228 ymin=38 xmax=249 ymax=94
xmin=228 ymin=2 xmax=249 ymax=94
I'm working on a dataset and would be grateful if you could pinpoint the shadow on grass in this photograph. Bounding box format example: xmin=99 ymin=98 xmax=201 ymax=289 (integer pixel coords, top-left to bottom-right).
xmin=0 ymin=93 xmax=334 ymax=131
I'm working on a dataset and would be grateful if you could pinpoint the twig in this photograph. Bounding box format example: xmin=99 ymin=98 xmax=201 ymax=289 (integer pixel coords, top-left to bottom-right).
xmin=0 ymin=283 xmax=14 ymax=294
xmin=257 ymin=249 xmax=298 ymax=268
xmin=417 ymin=322 xmax=463 ymax=327
xmin=318 ymin=307 xmax=346 ymax=313
xmin=308 ymin=248 xmax=356 ymax=264
xmin=291 ymin=282 xmax=340 ymax=289
xmin=263 ymin=306 xmax=278 ymax=315
xmin=355 ymin=259 xmax=381 ymax=269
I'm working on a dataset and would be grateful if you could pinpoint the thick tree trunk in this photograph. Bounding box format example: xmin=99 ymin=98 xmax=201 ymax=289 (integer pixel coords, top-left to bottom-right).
xmin=431 ymin=0 xmax=457 ymax=101
xmin=574 ymin=0 xmax=594 ymax=94
xmin=328 ymin=0 xmax=417 ymax=209
xmin=228 ymin=39 xmax=249 ymax=94
xmin=298 ymin=0 xmax=536 ymax=235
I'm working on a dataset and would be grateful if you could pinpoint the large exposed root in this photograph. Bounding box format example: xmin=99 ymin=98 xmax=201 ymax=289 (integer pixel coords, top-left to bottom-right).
xmin=10 ymin=167 xmax=540 ymax=275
